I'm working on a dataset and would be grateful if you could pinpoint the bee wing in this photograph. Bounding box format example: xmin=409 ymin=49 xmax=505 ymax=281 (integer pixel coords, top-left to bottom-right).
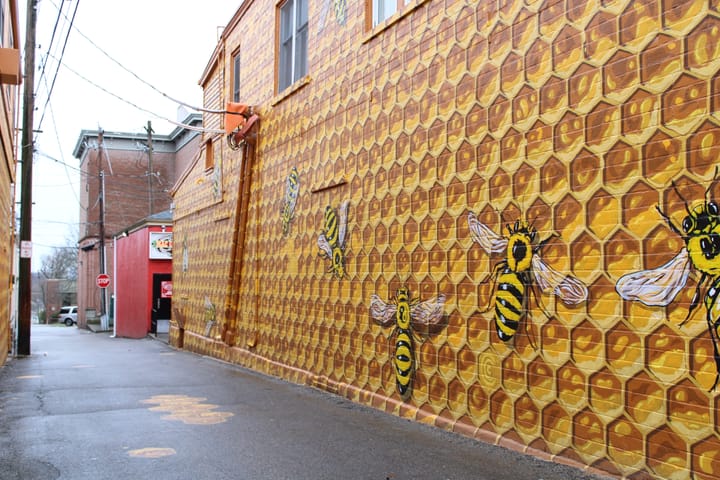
xmin=531 ymin=255 xmax=588 ymax=305
xmin=615 ymin=248 xmax=691 ymax=306
xmin=410 ymin=294 xmax=447 ymax=329
xmin=468 ymin=211 xmax=507 ymax=254
xmin=369 ymin=294 xmax=396 ymax=327
xmin=317 ymin=233 xmax=332 ymax=258
xmin=337 ymin=200 xmax=350 ymax=247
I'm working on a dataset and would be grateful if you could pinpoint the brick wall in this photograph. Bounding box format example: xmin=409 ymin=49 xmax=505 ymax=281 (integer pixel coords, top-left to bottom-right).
xmin=172 ymin=1 xmax=720 ymax=478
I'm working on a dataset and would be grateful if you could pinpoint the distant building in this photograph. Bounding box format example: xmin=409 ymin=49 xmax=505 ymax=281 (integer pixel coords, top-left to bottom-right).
xmin=0 ymin=0 xmax=21 ymax=365
xmin=72 ymin=114 xmax=200 ymax=328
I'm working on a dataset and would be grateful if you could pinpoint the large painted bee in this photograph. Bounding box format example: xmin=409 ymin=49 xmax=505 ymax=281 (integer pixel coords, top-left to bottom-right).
xmin=468 ymin=211 xmax=588 ymax=344
xmin=281 ymin=167 xmax=299 ymax=236
xmin=369 ymin=287 xmax=446 ymax=400
xmin=318 ymin=200 xmax=349 ymax=278
xmin=616 ymin=176 xmax=720 ymax=389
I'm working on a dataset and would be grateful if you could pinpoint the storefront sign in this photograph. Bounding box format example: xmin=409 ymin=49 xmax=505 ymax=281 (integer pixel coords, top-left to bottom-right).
xmin=150 ymin=232 xmax=173 ymax=259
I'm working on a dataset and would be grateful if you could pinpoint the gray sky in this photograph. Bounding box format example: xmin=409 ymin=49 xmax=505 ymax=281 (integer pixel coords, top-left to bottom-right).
xmin=23 ymin=0 xmax=239 ymax=270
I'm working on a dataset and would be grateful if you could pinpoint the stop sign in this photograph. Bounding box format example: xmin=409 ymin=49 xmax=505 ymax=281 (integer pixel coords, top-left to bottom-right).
xmin=96 ymin=273 xmax=111 ymax=289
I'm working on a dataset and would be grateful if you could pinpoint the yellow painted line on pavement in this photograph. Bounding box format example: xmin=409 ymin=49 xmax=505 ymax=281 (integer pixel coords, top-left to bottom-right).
xmin=141 ymin=394 xmax=234 ymax=425
xmin=127 ymin=447 xmax=176 ymax=458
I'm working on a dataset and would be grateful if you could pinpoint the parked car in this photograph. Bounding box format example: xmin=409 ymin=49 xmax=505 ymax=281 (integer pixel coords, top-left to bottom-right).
xmin=58 ymin=306 xmax=77 ymax=326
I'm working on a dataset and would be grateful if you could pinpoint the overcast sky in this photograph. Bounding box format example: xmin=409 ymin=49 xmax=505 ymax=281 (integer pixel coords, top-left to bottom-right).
xmin=22 ymin=0 xmax=239 ymax=270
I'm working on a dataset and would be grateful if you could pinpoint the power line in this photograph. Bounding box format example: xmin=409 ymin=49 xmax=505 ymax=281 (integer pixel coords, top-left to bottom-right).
xmin=47 ymin=52 xmax=224 ymax=134
xmin=46 ymin=0 xmax=233 ymax=115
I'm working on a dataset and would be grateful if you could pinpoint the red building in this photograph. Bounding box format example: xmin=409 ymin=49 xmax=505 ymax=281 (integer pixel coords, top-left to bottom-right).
xmin=73 ymin=113 xmax=199 ymax=329
xmin=113 ymin=211 xmax=172 ymax=338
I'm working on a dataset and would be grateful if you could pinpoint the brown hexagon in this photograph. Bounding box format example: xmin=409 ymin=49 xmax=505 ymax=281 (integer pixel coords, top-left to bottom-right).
xmin=525 ymin=38 xmax=552 ymax=86
xmin=585 ymin=11 xmax=617 ymax=64
xmin=501 ymin=128 xmax=525 ymax=167
xmin=572 ymin=408 xmax=605 ymax=459
xmin=528 ymin=356 xmax=555 ymax=402
xmin=541 ymin=402 xmax=572 ymax=453
xmin=606 ymin=321 xmax=644 ymax=377
xmin=662 ymin=73 xmax=708 ymax=134
xmin=488 ymin=94 xmax=512 ymax=135
xmin=490 ymin=389 xmax=514 ymax=431
xmin=621 ymin=180 xmax=659 ymax=236
xmin=607 ymin=417 xmax=644 ymax=469
xmin=514 ymin=394 xmax=541 ymax=439
xmin=586 ymin=101 xmax=620 ymax=150
xmin=619 ymin=0 xmax=660 ymax=47
xmin=668 ymin=378 xmax=712 ymax=439
xmin=626 ymin=371 xmax=665 ymax=427
xmin=569 ymin=148 xmax=600 ymax=195
xmin=571 ymin=320 xmax=605 ymax=373
xmin=538 ymin=0 xmax=566 ymax=39
xmin=604 ymin=228 xmax=640 ymax=279
xmin=570 ymin=230 xmax=601 ymax=286
xmin=539 ymin=75 xmax=567 ymax=123
xmin=691 ymin=435 xmax=720 ymax=480
xmin=501 ymin=52 xmax=524 ymax=97
xmin=501 ymin=351 xmax=526 ymax=393
xmin=605 ymin=140 xmax=640 ymax=190
xmin=552 ymin=25 xmax=584 ymax=75
xmin=512 ymin=161 xmax=537 ymax=200
xmin=512 ymin=7 xmax=536 ymax=51
xmin=623 ymin=88 xmax=658 ymax=139
xmin=554 ymin=112 xmax=584 ymax=157
xmin=589 ymin=367 xmax=623 ymax=417
xmin=488 ymin=166 xmax=511 ymax=204
xmin=687 ymin=120 xmax=720 ymax=178
xmin=640 ymin=33 xmax=682 ymax=93
xmin=526 ymin=120 xmax=553 ymax=165
xmin=468 ymin=382 xmax=490 ymax=422
xmin=428 ymin=372 xmax=448 ymax=409
xmin=558 ymin=361 xmax=587 ymax=408
xmin=477 ymin=63 xmax=499 ymax=108
xmin=646 ymin=324 xmax=687 ymax=385
xmin=689 ymin=329 xmax=720 ymax=391
xmin=662 ymin=0 xmax=706 ymax=33
xmin=569 ymin=63 xmax=602 ymax=114
xmin=512 ymin=85 xmax=538 ymax=128
xmin=553 ymin=193 xmax=584 ymax=239
xmin=489 ymin=20 xmax=512 ymax=62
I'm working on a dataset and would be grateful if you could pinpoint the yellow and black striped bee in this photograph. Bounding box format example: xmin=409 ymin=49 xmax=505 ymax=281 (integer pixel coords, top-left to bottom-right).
xmin=369 ymin=287 xmax=446 ymax=400
xmin=319 ymin=0 xmax=347 ymax=30
xmin=616 ymin=176 xmax=720 ymax=389
xmin=281 ymin=167 xmax=299 ymax=236
xmin=468 ymin=211 xmax=588 ymax=344
xmin=318 ymin=200 xmax=349 ymax=279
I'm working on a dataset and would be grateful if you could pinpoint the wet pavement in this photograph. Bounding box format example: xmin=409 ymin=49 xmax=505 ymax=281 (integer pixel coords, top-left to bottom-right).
xmin=0 ymin=325 xmax=613 ymax=480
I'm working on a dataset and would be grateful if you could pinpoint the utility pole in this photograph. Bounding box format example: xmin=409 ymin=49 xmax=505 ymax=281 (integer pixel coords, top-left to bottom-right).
xmin=144 ymin=121 xmax=154 ymax=216
xmin=98 ymin=130 xmax=107 ymax=328
xmin=17 ymin=0 xmax=38 ymax=356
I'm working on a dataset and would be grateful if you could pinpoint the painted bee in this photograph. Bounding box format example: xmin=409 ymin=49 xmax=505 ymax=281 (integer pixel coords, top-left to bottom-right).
xmin=281 ymin=167 xmax=299 ymax=236
xmin=319 ymin=0 xmax=347 ymax=30
xmin=468 ymin=211 xmax=588 ymax=344
xmin=369 ymin=287 xmax=446 ymax=400
xmin=616 ymin=177 xmax=720 ymax=389
xmin=318 ymin=200 xmax=349 ymax=278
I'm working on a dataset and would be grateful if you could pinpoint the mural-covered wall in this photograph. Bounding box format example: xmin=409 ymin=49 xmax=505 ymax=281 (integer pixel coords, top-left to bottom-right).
xmin=172 ymin=0 xmax=720 ymax=478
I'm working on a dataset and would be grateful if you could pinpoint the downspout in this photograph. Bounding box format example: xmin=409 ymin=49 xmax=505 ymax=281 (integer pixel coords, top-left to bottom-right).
xmin=223 ymin=139 xmax=256 ymax=346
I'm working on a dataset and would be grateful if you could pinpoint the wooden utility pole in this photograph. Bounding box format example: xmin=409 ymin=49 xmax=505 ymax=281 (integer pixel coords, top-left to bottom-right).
xmin=98 ymin=130 xmax=107 ymax=323
xmin=145 ymin=121 xmax=154 ymax=216
xmin=17 ymin=0 xmax=38 ymax=355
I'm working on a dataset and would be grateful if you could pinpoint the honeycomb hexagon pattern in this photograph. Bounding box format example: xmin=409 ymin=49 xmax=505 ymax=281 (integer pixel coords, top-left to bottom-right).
xmin=170 ymin=0 xmax=720 ymax=478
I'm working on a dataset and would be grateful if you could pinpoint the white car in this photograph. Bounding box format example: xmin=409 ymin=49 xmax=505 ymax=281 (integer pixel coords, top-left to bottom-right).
xmin=58 ymin=306 xmax=77 ymax=326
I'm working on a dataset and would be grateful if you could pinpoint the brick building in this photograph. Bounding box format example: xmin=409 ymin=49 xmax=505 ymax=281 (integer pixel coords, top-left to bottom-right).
xmin=0 ymin=0 xmax=21 ymax=364
xmin=171 ymin=1 xmax=720 ymax=478
xmin=72 ymin=113 xmax=200 ymax=328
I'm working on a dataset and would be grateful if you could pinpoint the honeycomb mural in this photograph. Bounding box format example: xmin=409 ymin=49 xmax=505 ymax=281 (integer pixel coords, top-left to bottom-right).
xmin=171 ymin=0 xmax=720 ymax=478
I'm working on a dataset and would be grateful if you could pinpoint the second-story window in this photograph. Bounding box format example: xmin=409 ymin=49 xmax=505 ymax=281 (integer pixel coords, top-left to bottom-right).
xmin=232 ymin=49 xmax=241 ymax=102
xmin=278 ymin=0 xmax=308 ymax=92
xmin=371 ymin=0 xmax=410 ymax=27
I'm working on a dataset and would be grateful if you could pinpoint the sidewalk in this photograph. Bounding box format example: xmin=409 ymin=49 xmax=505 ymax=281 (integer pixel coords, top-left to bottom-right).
xmin=0 ymin=325 xmax=613 ymax=480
